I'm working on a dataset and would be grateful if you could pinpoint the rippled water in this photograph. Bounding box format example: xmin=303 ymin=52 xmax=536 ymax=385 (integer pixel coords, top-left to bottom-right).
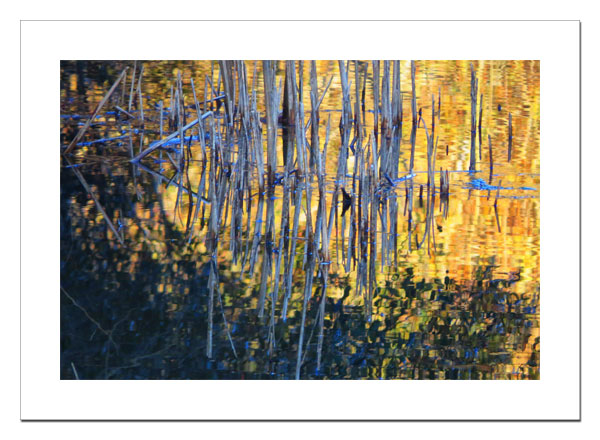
xmin=60 ymin=60 xmax=539 ymax=379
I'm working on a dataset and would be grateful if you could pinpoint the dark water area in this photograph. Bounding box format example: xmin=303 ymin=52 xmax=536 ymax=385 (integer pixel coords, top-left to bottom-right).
xmin=60 ymin=60 xmax=540 ymax=380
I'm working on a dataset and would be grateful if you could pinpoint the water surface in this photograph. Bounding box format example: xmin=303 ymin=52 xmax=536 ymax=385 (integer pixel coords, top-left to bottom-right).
xmin=60 ymin=60 xmax=540 ymax=379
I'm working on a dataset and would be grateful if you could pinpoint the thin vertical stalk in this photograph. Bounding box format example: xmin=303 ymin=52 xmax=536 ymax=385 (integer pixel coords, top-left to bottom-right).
xmin=508 ymin=112 xmax=513 ymax=162
xmin=478 ymin=92 xmax=483 ymax=160
xmin=469 ymin=63 xmax=478 ymax=172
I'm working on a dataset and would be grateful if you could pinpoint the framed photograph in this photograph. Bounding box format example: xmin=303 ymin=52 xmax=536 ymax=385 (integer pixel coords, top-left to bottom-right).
xmin=20 ymin=19 xmax=580 ymax=421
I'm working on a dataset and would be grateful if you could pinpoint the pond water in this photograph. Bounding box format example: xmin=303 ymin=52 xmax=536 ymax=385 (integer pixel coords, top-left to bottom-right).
xmin=60 ymin=60 xmax=540 ymax=380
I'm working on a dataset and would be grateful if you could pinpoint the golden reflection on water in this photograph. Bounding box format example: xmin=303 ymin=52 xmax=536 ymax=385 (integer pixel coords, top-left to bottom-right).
xmin=61 ymin=60 xmax=539 ymax=379
xmin=144 ymin=60 xmax=540 ymax=288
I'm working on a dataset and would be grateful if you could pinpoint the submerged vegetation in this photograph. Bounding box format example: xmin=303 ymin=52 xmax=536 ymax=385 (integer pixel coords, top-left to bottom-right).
xmin=60 ymin=60 xmax=540 ymax=380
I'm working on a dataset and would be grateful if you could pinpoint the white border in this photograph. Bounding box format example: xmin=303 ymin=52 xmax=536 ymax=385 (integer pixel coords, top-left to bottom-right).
xmin=20 ymin=20 xmax=579 ymax=420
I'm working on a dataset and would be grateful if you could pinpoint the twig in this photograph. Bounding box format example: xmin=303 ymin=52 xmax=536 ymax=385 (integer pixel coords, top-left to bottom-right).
xmin=130 ymin=112 xmax=212 ymax=162
xmin=65 ymin=157 xmax=124 ymax=245
xmin=64 ymin=68 xmax=128 ymax=154
xmin=61 ymin=286 xmax=112 ymax=340
xmin=71 ymin=362 xmax=80 ymax=380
